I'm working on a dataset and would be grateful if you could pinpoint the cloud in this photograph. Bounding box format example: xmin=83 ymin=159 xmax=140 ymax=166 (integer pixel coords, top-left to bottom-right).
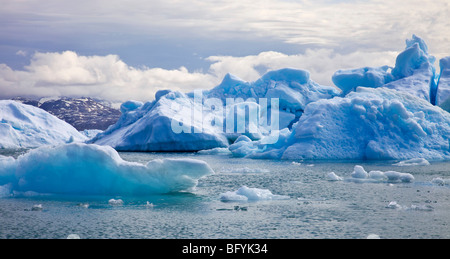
xmin=0 ymin=51 xmax=219 ymax=102
xmin=1 ymin=0 xmax=448 ymax=55
xmin=0 ymin=48 xmax=401 ymax=102
xmin=207 ymin=49 xmax=399 ymax=86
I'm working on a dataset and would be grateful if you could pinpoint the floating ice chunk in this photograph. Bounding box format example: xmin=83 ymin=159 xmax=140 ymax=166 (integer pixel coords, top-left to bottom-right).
xmin=108 ymin=199 xmax=124 ymax=206
xmin=197 ymin=147 xmax=232 ymax=155
xmin=220 ymin=186 xmax=290 ymax=202
xmin=409 ymin=204 xmax=434 ymax=211
xmin=367 ymin=170 xmax=387 ymax=181
xmin=31 ymin=204 xmax=43 ymax=211
xmin=327 ymin=172 xmax=343 ymax=181
xmin=0 ymin=143 xmax=214 ymax=196
xmin=67 ymin=234 xmax=81 ymax=239
xmin=145 ymin=201 xmax=154 ymax=208
xmin=0 ymin=100 xmax=87 ymax=149
xmin=383 ymin=171 xmax=415 ymax=183
xmin=386 ymin=201 xmax=432 ymax=211
xmin=331 ymin=165 xmax=415 ymax=184
xmin=386 ymin=201 xmax=402 ymax=209
xmin=221 ymin=167 xmax=270 ymax=174
xmin=351 ymin=165 xmax=368 ymax=179
xmin=393 ymin=158 xmax=430 ymax=167
xmin=366 ymin=234 xmax=381 ymax=239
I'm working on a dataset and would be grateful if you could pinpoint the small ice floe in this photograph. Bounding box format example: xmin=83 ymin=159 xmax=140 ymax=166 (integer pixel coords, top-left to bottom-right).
xmin=291 ymin=162 xmax=302 ymax=166
xmin=386 ymin=201 xmax=402 ymax=209
xmin=366 ymin=234 xmax=381 ymax=239
xmin=386 ymin=201 xmax=434 ymax=211
xmin=343 ymin=165 xmax=414 ymax=183
xmin=67 ymin=234 xmax=81 ymax=239
xmin=31 ymin=204 xmax=43 ymax=211
xmin=393 ymin=158 xmax=430 ymax=167
xmin=327 ymin=172 xmax=343 ymax=181
xmin=220 ymin=186 xmax=290 ymax=202
xmin=145 ymin=201 xmax=154 ymax=208
xmin=197 ymin=148 xmax=232 ymax=155
xmin=108 ymin=199 xmax=124 ymax=206
xmin=221 ymin=167 xmax=270 ymax=174
xmin=77 ymin=203 xmax=89 ymax=208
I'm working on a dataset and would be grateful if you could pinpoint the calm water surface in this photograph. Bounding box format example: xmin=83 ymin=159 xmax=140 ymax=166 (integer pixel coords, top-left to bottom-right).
xmin=1 ymin=151 xmax=450 ymax=239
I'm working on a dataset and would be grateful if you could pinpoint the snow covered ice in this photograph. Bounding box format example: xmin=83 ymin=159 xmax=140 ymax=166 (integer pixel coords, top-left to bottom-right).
xmin=220 ymin=186 xmax=290 ymax=202
xmin=0 ymin=143 xmax=214 ymax=196
xmin=0 ymin=100 xmax=87 ymax=149
xmin=333 ymin=165 xmax=415 ymax=183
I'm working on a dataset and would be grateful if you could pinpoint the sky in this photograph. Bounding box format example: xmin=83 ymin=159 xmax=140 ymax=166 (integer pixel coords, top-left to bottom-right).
xmin=0 ymin=0 xmax=449 ymax=103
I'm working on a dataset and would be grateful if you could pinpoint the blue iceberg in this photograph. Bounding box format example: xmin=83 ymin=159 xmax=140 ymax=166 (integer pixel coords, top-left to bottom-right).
xmin=233 ymin=87 xmax=450 ymax=160
xmin=91 ymin=68 xmax=340 ymax=151
xmin=0 ymin=143 xmax=214 ymax=196
xmin=332 ymin=35 xmax=437 ymax=103
xmin=0 ymin=100 xmax=87 ymax=149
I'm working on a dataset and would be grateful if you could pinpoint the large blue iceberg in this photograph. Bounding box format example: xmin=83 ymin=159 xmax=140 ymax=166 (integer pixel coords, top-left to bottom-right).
xmin=0 ymin=143 xmax=213 ymax=196
xmin=0 ymin=100 xmax=87 ymax=149
xmin=91 ymin=68 xmax=340 ymax=151
xmin=232 ymin=87 xmax=450 ymax=160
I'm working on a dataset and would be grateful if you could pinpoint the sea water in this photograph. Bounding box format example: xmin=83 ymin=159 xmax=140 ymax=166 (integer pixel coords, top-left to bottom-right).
xmin=1 ymin=151 xmax=450 ymax=239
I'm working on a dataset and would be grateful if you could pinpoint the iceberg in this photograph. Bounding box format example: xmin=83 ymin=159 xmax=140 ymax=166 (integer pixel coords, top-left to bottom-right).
xmin=336 ymin=165 xmax=414 ymax=183
xmin=92 ymin=68 xmax=340 ymax=151
xmin=393 ymin=158 xmax=430 ymax=167
xmin=0 ymin=143 xmax=214 ymax=196
xmin=332 ymin=35 xmax=437 ymax=103
xmin=0 ymin=100 xmax=87 ymax=149
xmin=91 ymin=91 xmax=230 ymax=151
xmin=234 ymin=87 xmax=450 ymax=160
xmin=220 ymin=186 xmax=290 ymax=202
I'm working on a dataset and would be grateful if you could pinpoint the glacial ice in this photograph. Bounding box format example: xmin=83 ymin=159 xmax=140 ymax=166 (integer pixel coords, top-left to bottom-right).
xmin=332 ymin=35 xmax=437 ymax=103
xmin=91 ymin=91 xmax=230 ymax=151
xmin=393 ymin=158 xmax=430 ymax=167
xmin=0 ymin=100 xmax=87 ymax=149
xmin=236 ymin=87 xmax=450 ymax=160
xmin=220 ymin=186 xmax=290 ymax=202
xmin=0 ymin=143 xmax=214 ymax=196
xmin=91 ymin=68 xmax=340 ymax=151
xmin=340 ymin=165 xmax=415 ymax=183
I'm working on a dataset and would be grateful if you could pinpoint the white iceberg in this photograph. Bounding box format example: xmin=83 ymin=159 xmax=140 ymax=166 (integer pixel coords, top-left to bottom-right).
xmin=345 ymin=165 xmax=414 ymax=183
xmin=220 ymin=186 xmax=290 ymax=202
xmin=0 ymin=100 xmax=87 ymax=149
xmin=326 ymin=172 xmax=343 ymax=181
xmin=0 ymin=143 xmax=214 ymax=196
